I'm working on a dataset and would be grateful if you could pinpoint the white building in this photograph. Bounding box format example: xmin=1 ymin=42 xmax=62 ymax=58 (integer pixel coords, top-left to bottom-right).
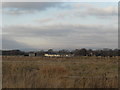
xmin=44 ymin=54 xmax=60 ymax=57
xmin=44 ymin=53 xmax=74 ymax=57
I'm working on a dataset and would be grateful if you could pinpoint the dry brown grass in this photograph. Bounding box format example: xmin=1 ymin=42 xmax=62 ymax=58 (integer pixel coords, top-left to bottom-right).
xmin=2 ymin=56 xmax=118 ymax=88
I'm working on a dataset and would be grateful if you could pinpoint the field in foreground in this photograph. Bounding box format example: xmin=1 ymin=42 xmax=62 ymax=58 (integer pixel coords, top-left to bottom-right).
xmin=2 ymin=56 xmax=118 ymax=88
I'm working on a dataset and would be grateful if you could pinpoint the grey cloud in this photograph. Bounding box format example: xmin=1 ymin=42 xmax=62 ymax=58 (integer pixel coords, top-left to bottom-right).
xmin=3 ymin=25 xmax=73 ymax=37
xmin=3 ymin=9 xmax=35 ymax=15
xmin=76 ymin=3 xmax=118 ymax=18
xmin=56 ymin=5 xmax=117 ymax=19
xmin=2 ymin=24 xmax=118 ymax=49
xmin=2 ymin=2 xmax=61 ymax=10
xmin=50 ymin=32 xmax=117 ymax=49
xmin=85 ymin=7 xmax=117 ymax=17
xmin=2 ymin=2 xmax=118 ymax=18
xmin=2 ymin=37 xmax=31 ymax=49
xmin=35 ymin=18 xmax=55 ymax=23
xmin=2 ymin=2 xmax=62 ymax=15
xmin=3 ymin=24 xmax=117 ymax=37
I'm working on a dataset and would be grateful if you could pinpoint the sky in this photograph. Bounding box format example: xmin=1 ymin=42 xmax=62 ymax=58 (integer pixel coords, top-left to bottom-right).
xmin=1 ymin=2 xmax=118 ymax=50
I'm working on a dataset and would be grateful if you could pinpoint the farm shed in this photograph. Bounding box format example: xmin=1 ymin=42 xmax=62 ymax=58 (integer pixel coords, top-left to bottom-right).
xmin=29 ymin=52 xmax=36 ymax=56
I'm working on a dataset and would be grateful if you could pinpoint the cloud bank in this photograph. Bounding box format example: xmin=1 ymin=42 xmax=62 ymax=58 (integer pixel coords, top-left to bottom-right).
xmin=2 ymin=2 xmax=118 ymax=50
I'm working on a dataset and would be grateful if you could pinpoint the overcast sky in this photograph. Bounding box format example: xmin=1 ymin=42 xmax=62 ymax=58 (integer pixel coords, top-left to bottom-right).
xmin=1 ymin=2 xmax=118 ymax=50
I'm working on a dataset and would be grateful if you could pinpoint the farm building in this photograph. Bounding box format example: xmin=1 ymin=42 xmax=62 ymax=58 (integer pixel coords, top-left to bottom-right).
xmin=44 ymin=53 xmax=74 ymax=57
xmin=44 ymin=53 xmax=60 ymax=57
xmin=28 ymin=52 xmax=36 ymax=56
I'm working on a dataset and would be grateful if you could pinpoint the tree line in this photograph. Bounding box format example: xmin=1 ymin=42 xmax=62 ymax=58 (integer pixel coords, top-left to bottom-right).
xmin=1 ymin=48 xmax=120 ymax=57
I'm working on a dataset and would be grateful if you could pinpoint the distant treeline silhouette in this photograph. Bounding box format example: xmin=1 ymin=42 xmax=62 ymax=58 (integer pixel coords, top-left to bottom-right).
xmin=1 ymin=48 xmax=120 ymax=57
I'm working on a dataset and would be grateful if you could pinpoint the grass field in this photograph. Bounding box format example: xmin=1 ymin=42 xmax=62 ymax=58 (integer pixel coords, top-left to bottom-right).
xmin=2 ymin=56 xmax=118 ymax=88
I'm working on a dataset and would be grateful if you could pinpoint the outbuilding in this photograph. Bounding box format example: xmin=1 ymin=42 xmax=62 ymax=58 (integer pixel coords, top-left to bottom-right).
xmin=29 ymin=52 xmax=36 ymax=56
